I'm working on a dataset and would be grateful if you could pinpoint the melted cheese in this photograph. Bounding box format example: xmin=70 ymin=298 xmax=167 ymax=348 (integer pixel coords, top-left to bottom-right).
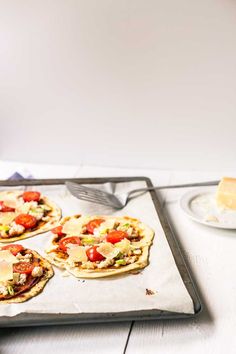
xmin=97 ymin=242 xmax=120 ymax=259
xmin=216 ymin=177 xmax=236 ymax=210
xmin=67 ymin=246 xmax=88 ymax=263
xmin=0 ymin=250 xmax=19 ymax=264
xmin=62 ymin=216 xmax=90 ymax=236
xmin=0 ymin=212 xmax=16 ymax=225
xmin=0 ymin=260 xmax=13 ymax=281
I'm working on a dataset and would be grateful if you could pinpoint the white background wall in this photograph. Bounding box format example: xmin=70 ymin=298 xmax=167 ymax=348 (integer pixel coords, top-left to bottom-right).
xmin=1 ymin=0 xmax=236 ymax=170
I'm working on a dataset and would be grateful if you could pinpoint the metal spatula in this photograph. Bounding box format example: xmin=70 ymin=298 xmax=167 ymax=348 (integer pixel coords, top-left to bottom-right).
xmin=65 ymin=180 xmax=219 ymax=209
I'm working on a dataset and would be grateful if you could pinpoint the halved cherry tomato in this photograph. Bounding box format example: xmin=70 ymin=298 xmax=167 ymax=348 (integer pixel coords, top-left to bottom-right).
xmin=2 ymin=244 xmax=24 ymax=256
xmin=106 ymin=230 xmax=128 ymax=244
xmin=22 ymin=191 xmax=41 ymax=202
xmin=14 ymin=214 xmax=37 ymax=229
xmin=86 ymin=246 xmax=105 ymax=262
xmin=13 ymin=262 xmax=34 ymax=274
xmin=0 ymin=201 xmax=15 ymax=212
xmin=59 ymin=236 xmax=81 ymax=252
xmin=86 ymin=219 xmax=105 ymax=234
xmin=51 ymin=225 xmax=65 ymax=237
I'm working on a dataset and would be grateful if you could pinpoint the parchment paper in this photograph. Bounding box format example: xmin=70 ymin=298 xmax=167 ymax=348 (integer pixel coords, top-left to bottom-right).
xmin=0 ymin=181 xmax=194 ymax=317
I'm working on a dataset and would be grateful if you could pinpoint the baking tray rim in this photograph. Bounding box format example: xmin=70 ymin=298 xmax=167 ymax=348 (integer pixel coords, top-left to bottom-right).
xmin=0 ymin=176 xmax=202 ymax=326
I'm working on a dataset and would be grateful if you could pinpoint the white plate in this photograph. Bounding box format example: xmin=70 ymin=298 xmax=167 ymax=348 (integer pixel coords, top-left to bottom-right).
xmin=180 ymin=187 xmax=236 ymax=229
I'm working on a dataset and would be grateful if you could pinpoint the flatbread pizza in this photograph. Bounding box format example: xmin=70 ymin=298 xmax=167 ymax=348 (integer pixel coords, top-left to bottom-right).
xmin=46 ymin=214 xmax=154 ymax=278
xmin=0 ymin=190 xmax=61 ymax=243
xmin=0 ymin=243 xmax=53 ymax=303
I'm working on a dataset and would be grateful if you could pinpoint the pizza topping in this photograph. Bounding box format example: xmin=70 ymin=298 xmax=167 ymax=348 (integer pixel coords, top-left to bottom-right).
xmin=0 ymin=245 xmax=50 ymax=301
xmin=96 ymin=242 xmax=120 ymax=259
xmin=0 ymin=213 xmax=16 ymax=228
xmin=0 ymin=190 xmax=54 ymax=240
xmin=22 ymin=191 xmax=41 ymax=203
xmin=8 ymin=222 xmax=25 ymax=236
xmin=117 ymin=222 xmax=130 ymax=231
xmin=51 ymin=225 xmax=65 ymax=237
xmin=12 ymin=272 xmax=27 ymax=285
xmin=80 ymin=261 xmax=97 ymax=270
xmin=93 ymin=218 xmax=116 ymax=236
xmin=124 ymin=255 xmax=138 ymax=264
xmin=133 ymin=249 xmax=142 ymax=255
xmin=115 ymin=238 xmax=131 ymax=255
xmin=40 ymin=204 xmax=51 ymax=212
xmin=0 ymin=225 xmax=10 ymax=238
xmin=31 ymin=266 xmax=43 ymax=277
xmin=16 ymin=201 xmax=38 ymax=214
xmin=62 ymin=217 xmax=90 ymax=236
xmin=0 ymin=260 xmax=13 ymax=281
xmin=42 ymin=215 xmax=50 ymax=222
xmin=0 ymin=250 xmax=19 ymax=264
xmin=86 ymin=246 xmax=105 ymax=262
xmin=116 ymin=223 xmax=135 ymax=237
xmin=28 ymin=208 xmax=44 ymax=221
xmin=59 ymin=236 xmax=81 ymax=252
xmin=81 ymin=237 xmax=97 ymax=245
xmin=67 ymin=246 xmax=88 ymax=263
xmin=97 ymin=258 xmax=115 ymax=269
xmin=48 ymin=216 xmax=150 ymax=273
xmin=14 ymin=214 xmax=37 ymax=229
xmin=2 ymin=244 xmax=24 ymax=256
xmin=106 ymin=230 xmax=128 ymax=244
xmin=86 ymin=218 xmax=105 ymax=234
xmin=0 ymin=201 xmax=15 ymax=212
xmin=7 ymin=285 xmax=15 ymax=295
xmin=13 ymin=261 xmax=34 ymax=274
xmin=0 ymin=285 xmax=9 ymax=295
xmin=115 ymin=259 xmax=127 ymax=266
xmin=16 ymin=252 xmax=32 ymax=262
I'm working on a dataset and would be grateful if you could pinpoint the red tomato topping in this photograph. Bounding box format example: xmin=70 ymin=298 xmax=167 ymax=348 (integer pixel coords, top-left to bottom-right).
xmin=86 ymin=219 xmax=105 ymax=234
xmin=22 ymin=191 xmax=41 ymax=202
xmin=13 ymin=262 xmax=34 ymax=274
xmin=59 ymin=236 xmax=81 ymax=252
xmin=0 ymin=201 xmax=15 ymax=212
xmin=51 ymin=225 xmax=65 ymax=237
xmin=14 ymin=214 xmax=37 ymax=229
xmin=2 ymin=244 xmax=24 ymax=256
xmin=106 ymin=230 xmax=128 ymax=244
xmin=86 ymin=246 xmax=105 ymax=262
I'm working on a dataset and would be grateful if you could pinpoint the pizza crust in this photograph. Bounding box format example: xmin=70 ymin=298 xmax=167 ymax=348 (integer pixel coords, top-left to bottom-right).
xmin=46 ymin=215 xmax=154 ymax=279
xmin=0 ymin=191 xmax=62 ymax=243
xmin=0 ymin=250 xmax=54 ymax=304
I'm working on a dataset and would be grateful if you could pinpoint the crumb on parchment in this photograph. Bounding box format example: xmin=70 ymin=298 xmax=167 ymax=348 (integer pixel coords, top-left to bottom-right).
xmin=146 ymin=288 xmax=156 ymax=296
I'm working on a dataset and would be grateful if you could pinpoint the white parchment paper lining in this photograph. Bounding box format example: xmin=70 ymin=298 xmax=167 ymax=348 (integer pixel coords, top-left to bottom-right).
xmin=0 ymin=181 xmax=194 ymax=317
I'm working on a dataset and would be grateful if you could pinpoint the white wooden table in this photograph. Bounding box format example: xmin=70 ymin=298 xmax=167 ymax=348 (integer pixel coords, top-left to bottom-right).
xmin=1 ymin=161 xmax=236 ymax=354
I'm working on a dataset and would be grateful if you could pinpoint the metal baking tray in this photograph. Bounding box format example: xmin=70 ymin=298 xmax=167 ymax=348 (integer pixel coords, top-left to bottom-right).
xmin=0 ymin=176 xmax=202 ymax=326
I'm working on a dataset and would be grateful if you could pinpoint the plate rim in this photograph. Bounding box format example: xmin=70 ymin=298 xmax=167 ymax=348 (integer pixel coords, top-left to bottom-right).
xmin=179 ymin=187 xmax=236 ymax=229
